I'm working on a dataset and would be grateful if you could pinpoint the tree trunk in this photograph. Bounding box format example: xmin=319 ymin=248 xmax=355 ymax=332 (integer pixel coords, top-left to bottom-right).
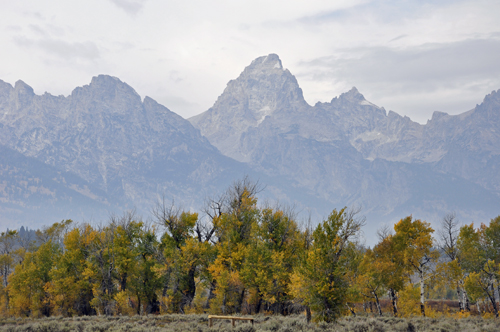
xmin=136 ymin=294 xmax=141 ymax=315
xmin=389 ymin=288 xmax=398 ymax=316
xmin=185 ymin=265 xmax=196 ymax=306
xmin=120 ymin=273 xmax=127 ymax=292
xmin=306 ymin=306 xmax=311 ymax=323
xmin=488 ymin=280 xmax=499 ymax=318
xmin=237 ymin=288 xmax=246 ymax=313
xmin=373 ymin=291 xmax=382 ymax=316
xmin=457 ymin=285 xmax=463 ymax=312
xmin=255 ymin=296 xmax=263 ymax=314
xmin=205 ymin=282 xmax=216 ymax=309
xmin=420 ymin=269 xmax=425 ymax=317
xmin=346 ymin=303 xmax=356 ymax=316
xmin=463 ymin=286 xmax=470 ymax=311
xmin=496 ymin=282 xmax=500 ymax=315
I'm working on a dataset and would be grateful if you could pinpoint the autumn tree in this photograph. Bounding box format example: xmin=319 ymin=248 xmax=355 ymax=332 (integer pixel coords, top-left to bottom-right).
xmin=392 ymin=216 xmax=438 ymax=317
xmin=48 ymin=225 xmax=95 ymax=316
xmin=436 ymin=213 xmax=469 ymax=312
xmin=240 ymin=205 xmax=301 ymax=314
xmin=207 ymin=181 xmax=260 ymax=314
xmin=290 ymin=207 xmax=365 ymax=322
xmin=84 ymin=223 xmax=117 ymax=316
xmin=461 ymin=216 xmax=500 ymax=318
xmin=0 ymin=230 xmax=18 ymax=313
xmin=358 ymin=247 xmax=388 ymax=316
xmin=128 ymin=224 xmax=162 ymax=314
xmin=153 ymin=199 xmax=215 ymax=313
xmin=8 ymin=240 xmax=60 ymax=317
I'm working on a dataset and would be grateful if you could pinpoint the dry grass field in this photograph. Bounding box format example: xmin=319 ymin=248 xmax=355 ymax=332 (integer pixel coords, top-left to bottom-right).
xmin=0 ymin=313 xmax=499 ymax=332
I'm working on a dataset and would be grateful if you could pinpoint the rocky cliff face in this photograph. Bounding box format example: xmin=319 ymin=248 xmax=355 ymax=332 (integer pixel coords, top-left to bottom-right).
xmin=0 ymin=76 xmax=254 ymax=225
xmin=190 ymin=54 xmax=309 ymax=163
xmin=191 ymin=54 xmax=500 ymax=227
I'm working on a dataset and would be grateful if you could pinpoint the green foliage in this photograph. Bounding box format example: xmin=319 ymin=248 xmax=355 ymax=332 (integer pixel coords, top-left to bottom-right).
xmin=0 ymin=180 xmax=499 ymax=323
xmin=48 ymin=225 xmax=94 ymax=316
xmin=290 ymin=208 xmax=364 ymax=322
xmin=8 ymin=240 xmax=60 ymax=317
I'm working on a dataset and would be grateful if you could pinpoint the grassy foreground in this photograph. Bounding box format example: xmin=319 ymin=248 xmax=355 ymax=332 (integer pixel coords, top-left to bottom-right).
xmin=0 ymin=314 xmax=499 ymax=332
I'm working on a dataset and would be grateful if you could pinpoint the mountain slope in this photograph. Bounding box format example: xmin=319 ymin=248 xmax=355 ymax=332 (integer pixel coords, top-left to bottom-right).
xmin=190 ymin=54 xmax=500 ymax=228
xmin=0 ymin=76 xmax=262 ymax=225
xmin=0 ymin=144 xmax=114 ymax=229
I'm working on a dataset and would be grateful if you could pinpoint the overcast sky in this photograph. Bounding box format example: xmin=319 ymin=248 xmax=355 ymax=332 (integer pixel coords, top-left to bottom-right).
xmin=1 ymin=0 xmax=499 ymax=123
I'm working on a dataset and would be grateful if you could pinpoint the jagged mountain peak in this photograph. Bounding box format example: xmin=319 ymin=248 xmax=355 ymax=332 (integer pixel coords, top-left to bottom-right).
xmin=470 ymin=88 xmax=500 ymax=128
xmin=12 ymin=80 xmax=35 ymax=109
xmin=214 ymin=53 xmax=307 ymax=113
xmin=481 ymin=89 xmax=500 ymax=106
xmin=247 ymin=53 xmax=283 ymax=71
xmin=90 ymin=74 xmax=123 ymax=86
xmin=189 ymin=54 xmax=310 ymax=162
xmin=329 ymin=87 xmax=381 ymax=110
xmin=339 ymin=87 xmax=365 ymax=102
xmin=14 ymin=80 xmax=34 ymax=94
xmin=87 ymin=75 xmax=139 ymax=96
xmin=69 ymin=75 xmax=142 ymax=115
xmin=429 ymin=111 xmax=450 ymax=122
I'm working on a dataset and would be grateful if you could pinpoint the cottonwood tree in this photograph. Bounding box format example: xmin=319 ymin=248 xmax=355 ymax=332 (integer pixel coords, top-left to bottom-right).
xmin=436 ymin=213 xmax=469 ymax=312
xmin=48 ymin=225 xmax=95 ymax=316
xmin=370 ymin=232 xmax=405 ymax=316
xmin=462 ymin=216 xmax=500 ymax=318
xmin=153 ymin=200 xmax=202 ymax=313
xmin=290 ymin=207 xmax=365 ymax=322
xmin=392 ymin=216 xmax=438 ymax=317
xmin=8 ymin=240 xmax=60 ymax=317
xmin=240 ymin=205 xmax=301 ymax=314
xmin=358 ymin=247 xmax=389 ymax=316
xmin=208 ymin=186 xmax=260 ymax=314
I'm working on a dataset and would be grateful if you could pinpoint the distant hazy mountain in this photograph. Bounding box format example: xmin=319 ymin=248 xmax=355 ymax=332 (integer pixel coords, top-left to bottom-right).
xmin=0 ymin=143 xmax=113 ymax=229
xmin=0 ymin=76 xmax=260 ymax=227
xmin=191 ymin=54 xmax=500 ymax=229
xmin=1 ymin=55 xmax=499 ymax=238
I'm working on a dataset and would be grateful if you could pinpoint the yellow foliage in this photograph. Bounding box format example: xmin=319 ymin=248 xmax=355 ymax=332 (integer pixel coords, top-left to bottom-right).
xmin=455 ymin=310 xmax=471 ymax=319
xmin=482 ymin=312 xmax=496 ymax=319
xmin=0 ymin=277 xmax=7 ymax=317
xmin=398 ymin=284 xmax=420 ymax=317
xmin=424 ymin=305 xmax=445 ymax=318
xmin=209 ymin=268 xmax=244 ymax=314
xmin=114 ymin=291 xmax=135 ymax=316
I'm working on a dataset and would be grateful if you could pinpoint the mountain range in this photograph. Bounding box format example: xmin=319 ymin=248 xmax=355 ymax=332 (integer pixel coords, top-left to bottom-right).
xmin=1 ymin=54 xmax=499 ymax=239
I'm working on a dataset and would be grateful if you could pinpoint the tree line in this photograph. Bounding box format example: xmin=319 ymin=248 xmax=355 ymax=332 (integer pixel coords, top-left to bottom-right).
xmin=0 ymin=179 xmax=499 ymax=322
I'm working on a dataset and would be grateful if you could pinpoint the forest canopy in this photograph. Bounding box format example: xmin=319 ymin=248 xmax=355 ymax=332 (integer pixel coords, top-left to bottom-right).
xmin=0 ymin=179 xmax=499 ymax=322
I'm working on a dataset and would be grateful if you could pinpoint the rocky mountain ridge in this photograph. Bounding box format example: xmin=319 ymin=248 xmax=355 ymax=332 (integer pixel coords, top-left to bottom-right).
xmin=0 ymin=76 xmax=261 ymax=228
xmin=1 ymin=54 xmax=499 ymax=235
xmin=190 ymin=54 xmax=500 ymax=227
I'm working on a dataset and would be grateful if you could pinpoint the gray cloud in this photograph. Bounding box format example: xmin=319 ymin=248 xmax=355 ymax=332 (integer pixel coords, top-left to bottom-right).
xmin=2 ymin=0 xmax=499 ymax=122
xmin=299 ymin=37 xmax=500 ymax=93
xmin=295 ymin=0 xmax=470 ymax=26
xmin=13 ymin=36 xmax=100 ymax=61
xmin=296 ymin=37 xmax=500 ymax=121
xmin=108 ymin=0 xmax=147 ymax=15
xmin=297 ymin=8 xmax=351 ymax=25
xmin=389 ymin=34 xmax=408 ymax=42
xmin=158 ymin=95 xmax=202 ymax=118
xmin=29 ymin=24 xmax=46 ymax=36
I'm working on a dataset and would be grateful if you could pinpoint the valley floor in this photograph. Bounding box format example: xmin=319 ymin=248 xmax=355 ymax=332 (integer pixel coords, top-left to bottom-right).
xmin=0 ymin=313 xmax=499 ymax=332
